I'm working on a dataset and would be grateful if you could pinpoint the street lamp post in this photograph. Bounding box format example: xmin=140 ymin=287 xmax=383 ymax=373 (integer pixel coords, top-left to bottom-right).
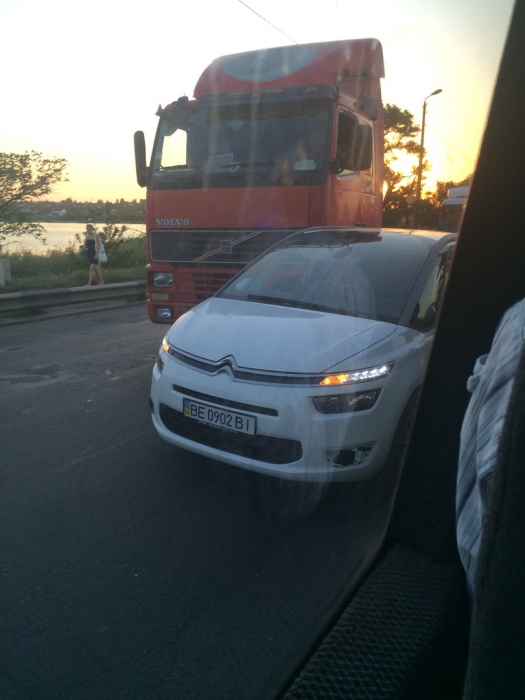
xmin=415 ymin=88 xmax=442 ymax=227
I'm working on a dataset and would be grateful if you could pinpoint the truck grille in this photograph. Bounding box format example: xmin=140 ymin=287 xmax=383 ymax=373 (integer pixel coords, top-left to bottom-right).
xmin=178 ymin=270 xmax=234 ymax=300
xmin=150 ymin=228 xmax=296 ymax=264
xmin=159 ymin=403 xmax=302 ymax=465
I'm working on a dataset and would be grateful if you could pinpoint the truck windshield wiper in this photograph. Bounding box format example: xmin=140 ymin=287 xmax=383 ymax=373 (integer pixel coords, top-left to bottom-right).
xmin=158 ymin=164 xmax=202 ymax=172
xmin=223 ymin=161 xmax=275 ymax=169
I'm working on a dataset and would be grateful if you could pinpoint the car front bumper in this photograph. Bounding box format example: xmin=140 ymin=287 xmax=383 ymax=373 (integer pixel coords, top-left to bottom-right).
xmin=150 ymin=352 xmax=410 ymax=482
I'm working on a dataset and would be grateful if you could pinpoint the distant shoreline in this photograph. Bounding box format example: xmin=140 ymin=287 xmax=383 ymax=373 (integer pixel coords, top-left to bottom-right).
xmin=6 ymin=222 xmax=146 ymax=255
xmin=31 ymin=219 xmax=145 ymax=225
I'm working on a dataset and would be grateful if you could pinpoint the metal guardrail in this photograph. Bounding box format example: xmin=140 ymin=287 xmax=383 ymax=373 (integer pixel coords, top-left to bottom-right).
xmin=0 ymin=281 xmax=146 ymax=314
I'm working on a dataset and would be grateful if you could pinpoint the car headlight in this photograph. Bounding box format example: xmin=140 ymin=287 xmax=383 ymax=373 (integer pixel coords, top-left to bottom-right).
xmin=312 ymin=389 xmax=381 ymax=414
xmin=153 ymin=272 xmax=174 ymax=287
xmin=156 ymin=336 xmax=170 ymax=373
xmin=319 ymin=362 xmax=394 ymax=386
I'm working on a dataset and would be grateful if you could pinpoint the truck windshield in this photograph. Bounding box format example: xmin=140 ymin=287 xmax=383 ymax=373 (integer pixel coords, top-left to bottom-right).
xmin=150 ymin=99 xmax=332 ymax=187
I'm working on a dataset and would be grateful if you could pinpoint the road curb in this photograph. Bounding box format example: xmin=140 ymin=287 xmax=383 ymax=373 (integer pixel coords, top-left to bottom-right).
xmin=0 ymin=299 xmax=145 ymax=327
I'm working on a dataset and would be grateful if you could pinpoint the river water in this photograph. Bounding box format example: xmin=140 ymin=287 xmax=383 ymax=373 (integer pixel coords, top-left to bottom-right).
xmin=6 ymin=222 xmax=146 ymax=254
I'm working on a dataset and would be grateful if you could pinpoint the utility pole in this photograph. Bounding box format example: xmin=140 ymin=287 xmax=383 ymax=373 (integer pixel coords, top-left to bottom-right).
xmin=415 ymin=89 xmax=442 ymax=227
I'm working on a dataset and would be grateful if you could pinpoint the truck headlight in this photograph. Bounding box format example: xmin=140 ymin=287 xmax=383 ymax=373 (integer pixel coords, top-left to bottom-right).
xmin=153 ymin=272 xmax=173 ymax=287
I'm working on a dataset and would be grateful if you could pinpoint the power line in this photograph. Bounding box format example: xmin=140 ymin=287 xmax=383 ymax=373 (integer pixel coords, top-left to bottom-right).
xmin=425 ymin=123 xmax=477 ymax=163
xmin=237 ymin=0 xmax=298 ymax=44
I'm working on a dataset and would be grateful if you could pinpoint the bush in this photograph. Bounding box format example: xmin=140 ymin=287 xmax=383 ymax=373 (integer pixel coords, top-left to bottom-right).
xmin=0 ymin=234 xmax=146 ymax=293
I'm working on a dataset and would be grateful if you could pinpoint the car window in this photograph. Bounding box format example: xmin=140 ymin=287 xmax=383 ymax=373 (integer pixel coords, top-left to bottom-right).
xmin=410 ymin=245 xmax=455 ymax=331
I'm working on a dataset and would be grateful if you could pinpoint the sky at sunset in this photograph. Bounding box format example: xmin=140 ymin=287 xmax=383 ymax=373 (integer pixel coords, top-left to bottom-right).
xmin=0 ymin=0 xmax=515 ymax=202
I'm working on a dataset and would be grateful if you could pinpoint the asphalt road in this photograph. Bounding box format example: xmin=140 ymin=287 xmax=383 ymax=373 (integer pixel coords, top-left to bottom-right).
xmin=0 ymin=304 xmax=401 ymax=700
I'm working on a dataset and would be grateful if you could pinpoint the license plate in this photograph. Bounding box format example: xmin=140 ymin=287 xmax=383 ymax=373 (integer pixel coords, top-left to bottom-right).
xmin=183 ymin=398 xmax=256 ymax=435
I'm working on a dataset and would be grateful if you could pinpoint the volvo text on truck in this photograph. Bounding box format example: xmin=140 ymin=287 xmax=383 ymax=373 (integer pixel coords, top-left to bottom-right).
xmin=134 ymin=39 xmax=384 ymax=323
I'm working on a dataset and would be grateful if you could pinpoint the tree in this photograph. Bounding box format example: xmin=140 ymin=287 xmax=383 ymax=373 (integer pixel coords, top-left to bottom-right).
xmin=383 ymin=104 xmax=428 ymax=226
xmin=419 ymin=175 xmax=472 ymax=230
xmin=428 ymin=175 xmax=472 ymax=208
xmin=0 ymin=151 xmax=68 ymax=248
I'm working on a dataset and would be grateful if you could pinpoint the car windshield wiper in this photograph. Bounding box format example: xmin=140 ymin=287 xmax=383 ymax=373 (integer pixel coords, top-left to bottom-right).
xmin=246 ymin=294 xmax=357 ymax=316
xmin=247 ymin=294 xmax=295 ymax=307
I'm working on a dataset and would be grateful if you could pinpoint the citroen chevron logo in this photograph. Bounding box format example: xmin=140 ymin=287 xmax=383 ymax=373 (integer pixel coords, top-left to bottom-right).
xmin=214 ymin=356 xmax=237 ymax=375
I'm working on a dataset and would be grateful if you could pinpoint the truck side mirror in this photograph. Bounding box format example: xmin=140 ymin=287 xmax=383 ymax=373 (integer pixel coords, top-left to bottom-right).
xmin=358 ymin=95 xmax=379 ymax=121
xmin=134 ymin=131 xmax=148 ymax=188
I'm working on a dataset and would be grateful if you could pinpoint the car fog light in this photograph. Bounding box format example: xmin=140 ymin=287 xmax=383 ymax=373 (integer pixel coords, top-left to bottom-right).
xmin=153 ymin=272 xmax=173 ymax=287
xmin=326 ymin=445 xmax=373 ymax=467
xmin=313 ymin=389 xmax=381 ymax=414
xmin=319 ymin=362 xmax=393 ymax=386
xmin=156 ymin=307 xmax=173 ymax=319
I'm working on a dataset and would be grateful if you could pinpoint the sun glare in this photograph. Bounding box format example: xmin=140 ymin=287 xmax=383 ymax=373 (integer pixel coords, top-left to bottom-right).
xmin=0 ymin=0 xmax=514 ymax=202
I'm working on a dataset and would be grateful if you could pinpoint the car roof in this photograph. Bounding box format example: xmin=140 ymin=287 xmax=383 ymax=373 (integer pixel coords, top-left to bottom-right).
xmin=284 ymin=226 xmax=458 ymax=248
xmin=301 ymin=226 xmax=457 ymax=239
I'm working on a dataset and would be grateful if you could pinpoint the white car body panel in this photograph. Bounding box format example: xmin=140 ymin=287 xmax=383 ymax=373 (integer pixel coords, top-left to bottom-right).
xmin=169 ymin=297 xmax=397 ymax=373
xmin=151 ymin=303 xmax=431 ymax=481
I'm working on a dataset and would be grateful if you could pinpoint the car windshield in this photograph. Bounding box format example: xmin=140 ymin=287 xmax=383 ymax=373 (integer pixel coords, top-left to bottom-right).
xmin=219 ymin=231 xmax=432 ymax=324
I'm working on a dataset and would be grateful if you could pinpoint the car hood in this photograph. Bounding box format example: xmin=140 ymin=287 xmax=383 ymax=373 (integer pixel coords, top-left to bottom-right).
xmin=167 ymin=297 xmax=398 ymax=374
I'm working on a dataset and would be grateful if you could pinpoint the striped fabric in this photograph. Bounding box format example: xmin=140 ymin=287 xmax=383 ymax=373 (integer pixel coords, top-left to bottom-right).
xmin=456 ymin=298 xmax=525 ymax=593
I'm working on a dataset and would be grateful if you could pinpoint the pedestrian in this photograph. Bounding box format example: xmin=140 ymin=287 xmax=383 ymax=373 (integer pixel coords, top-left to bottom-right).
xmin=82 ymin=224 xmax=105 ymax=286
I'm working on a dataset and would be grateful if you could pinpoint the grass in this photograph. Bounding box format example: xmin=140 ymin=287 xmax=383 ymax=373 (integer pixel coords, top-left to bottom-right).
xmin=0 ymin=234 xmax=147 ymax=293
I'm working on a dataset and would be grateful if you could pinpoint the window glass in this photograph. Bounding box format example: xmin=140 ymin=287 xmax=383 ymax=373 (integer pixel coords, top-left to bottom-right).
xmin=221 ymin=230 xmax=433 ymax=323
xmin=336 ymin=111 xmax=357 ymax=174
xmin=0 ymin=1 xmax=515 ymax=698
xmin=153 ymin=101 xmax=331 ymax=178
xmin=410 ymin=247 xmax=453 ymax=331
xmin=160 ymin=127 xmax=188 ymax=169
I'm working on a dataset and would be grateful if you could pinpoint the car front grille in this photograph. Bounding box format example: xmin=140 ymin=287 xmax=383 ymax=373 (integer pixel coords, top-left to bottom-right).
xmin=159 ymin=403 xmax=302 ymax=465
xmin=173 ymin=385 xmax=278 ymax=416
xmin=167 ymin=347 xmax=320 ymax=386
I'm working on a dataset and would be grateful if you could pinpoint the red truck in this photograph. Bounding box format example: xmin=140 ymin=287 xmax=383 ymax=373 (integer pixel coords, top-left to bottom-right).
xmin=134 ymin=38 xmax=385 ymax=323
